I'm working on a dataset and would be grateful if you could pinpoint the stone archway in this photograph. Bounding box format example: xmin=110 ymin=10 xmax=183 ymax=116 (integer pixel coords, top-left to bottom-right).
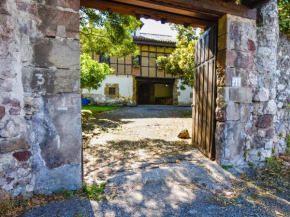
xmin=0 ymin=0 xmax=284 ymax=197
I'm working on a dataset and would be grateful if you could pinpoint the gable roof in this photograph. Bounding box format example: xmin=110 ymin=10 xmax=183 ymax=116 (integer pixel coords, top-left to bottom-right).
xmin=133 ymin=33 xmax=177 ymax=44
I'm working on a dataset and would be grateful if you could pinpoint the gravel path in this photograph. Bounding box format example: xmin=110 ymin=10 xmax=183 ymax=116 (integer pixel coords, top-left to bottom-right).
xmin=22 ymin=106 xmax=290 ymax=217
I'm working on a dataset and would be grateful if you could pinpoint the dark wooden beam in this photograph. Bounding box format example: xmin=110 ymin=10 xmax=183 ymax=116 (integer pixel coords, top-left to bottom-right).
xmin=135 ymin=0 xmax=257 ymax=20
xmin=242 ymin=0 xmax=270 ymax=8
xmin=81 ymin=0 xmax=215 ymax=28
xmin=112 ymin=0 xmax=220 ymax=21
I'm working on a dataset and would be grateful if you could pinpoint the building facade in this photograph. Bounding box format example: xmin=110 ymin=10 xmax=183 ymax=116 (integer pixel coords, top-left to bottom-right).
xmin=82 ymin=33 xmax=193 ymax=106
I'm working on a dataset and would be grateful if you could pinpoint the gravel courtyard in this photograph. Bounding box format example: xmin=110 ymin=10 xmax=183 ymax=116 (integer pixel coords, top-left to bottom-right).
xmin=83 ymin=105 xmax=195 ymax=184
xmin=22 ymin=106 xmax=290 ymax=217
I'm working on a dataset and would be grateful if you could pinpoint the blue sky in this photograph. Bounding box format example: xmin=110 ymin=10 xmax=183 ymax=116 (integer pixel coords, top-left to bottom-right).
xmin=140 ymin=18 xmax=178 ymax=37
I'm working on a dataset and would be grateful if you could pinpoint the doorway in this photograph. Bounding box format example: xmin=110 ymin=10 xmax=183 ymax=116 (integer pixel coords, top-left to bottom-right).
xmin=138 ymin=83 xmax=150 ymax=104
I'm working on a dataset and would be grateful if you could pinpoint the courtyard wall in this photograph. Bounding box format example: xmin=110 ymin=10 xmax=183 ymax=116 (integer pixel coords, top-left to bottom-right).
xmin=0 ymin=0 xmax=82 ymax=196
xmin=82 ymin=75 xmax=135 ymax=106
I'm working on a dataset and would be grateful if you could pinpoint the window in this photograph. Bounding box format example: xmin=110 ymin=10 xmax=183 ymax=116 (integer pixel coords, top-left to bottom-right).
xmin=109 ymin=87 xmax=116 ymax=95
xmin=100 ymin=55 xmax=110 ymax=64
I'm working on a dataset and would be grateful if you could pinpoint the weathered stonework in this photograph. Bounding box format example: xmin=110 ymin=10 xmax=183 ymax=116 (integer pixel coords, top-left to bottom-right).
xmin=0 ymin=0 xmax=287 ymax=197
xmin=274 ymin=34 xmax=290 ymax=154
xmin=216 ymin=0 xmax=282 ymax=168
xmin=0 ymin=0 xmax=81 ymax=196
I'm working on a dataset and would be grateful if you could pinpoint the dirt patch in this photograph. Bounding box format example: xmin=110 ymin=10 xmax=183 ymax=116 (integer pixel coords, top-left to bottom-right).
xmin=83 ymin=106 xmax=194 ymax=183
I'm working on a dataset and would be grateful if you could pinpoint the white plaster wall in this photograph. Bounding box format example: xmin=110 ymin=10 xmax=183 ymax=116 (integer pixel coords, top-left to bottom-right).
xmin=177 ymin=80 xmax=193 ymax=106
xmin=82 ymin=75 xmax=134 ymax=105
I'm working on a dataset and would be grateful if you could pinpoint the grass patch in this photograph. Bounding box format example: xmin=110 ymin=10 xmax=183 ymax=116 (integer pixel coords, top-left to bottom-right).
xmin=181 ymin=111 xmax=192 ymax=118
xmin=82 ymin=105 xmax=123 ymax=113
xmin=81 ymin=106 xmax=123 ymax=132
xmin=221 ymin=165 xmax=233 ymax=170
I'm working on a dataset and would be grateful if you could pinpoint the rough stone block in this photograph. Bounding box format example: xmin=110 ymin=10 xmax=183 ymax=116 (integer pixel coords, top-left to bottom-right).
xmin=57 ymin=25 xmax=66 ymax=38
xmin=32 ymin=37 xmax=80 ymax=70
xmin=218 ymin=34 xmax=227 ymax=51
xmin=37 ymin=4 xmax=79 ymax=39
xmin=240 ymin=105 xmax=251 ymax=122
xmin=54 ymin=69 xmax=80 ymax=93
xmin=255 ymin=114 xmax=273 ymax=129
xmin=16 ymin=1 xmax=36 ymax=14
xmin=269 ymin=88 xmax=276 ymax=100
xmin=13 ymin=151 xmax=31 ymax=161
xmin=22 ymin=67 xmax=80 ymax=94
xmin=263 ymin=99 xmax=277 ymax=114
xmin=217 ymin=49 xmax=237 ymax=68
xmin=253 ymin=102 xmax=264 ymax=115
xmin=229 ymin=87 xmax=252 ymax=103
xmin=218 ymin=14 xmax=228 ymax=36
xmin=46 ymin=0 xmax=80 ymax=12
xmin=0 ymin=118 xmax=21 ymax=138
xmin=9 ymin=108 xmax=21 ymax=115
xmin=247 ymin=39 xmax=256 ymax=52
xmin=216 ymin=106 xmax=227 ymax=122
xmin=219 ymin=122 xmax=245 ymax=166
xmin=265 ymin=128 xmax=274 ymax=139
xmin=225 ymin=67 xmax=234 ymax=86
xmin=0 ymin=137 xmax=29 ymax=154
xmin=3 ymin=98 xmax=21 ymax=107
xmin=37 ymin=93 xmax=81 ymax=169
xmin=217 ymin=87 xmax=229 ymax=102
xmin=226 ymin=102 xmax=240 ymax=121
xmin=253 ymin=88 xmax=270 ymax=102
xmin=34 ymin=164 xmax=82 ymax=194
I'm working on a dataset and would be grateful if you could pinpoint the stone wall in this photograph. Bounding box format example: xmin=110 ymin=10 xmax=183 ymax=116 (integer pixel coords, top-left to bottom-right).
xmin=0 ymin=0 xmax=286 ymax=197
xmin=275 ymin=34 xmax=290 ymax=153
xmin=215 ymin=0 xmax=281 ymax=168
xmin=248 ymin=0 xmax=279 ymax=165
xmin=0 ymin=0 xmax=81 ymax=196
xmin=215 ymin=14 xmax=256 ymax=168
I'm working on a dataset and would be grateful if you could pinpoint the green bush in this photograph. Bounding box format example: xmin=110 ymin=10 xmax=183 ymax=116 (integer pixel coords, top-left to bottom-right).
xmin=81 ymin=110 xmax=93 ymax=123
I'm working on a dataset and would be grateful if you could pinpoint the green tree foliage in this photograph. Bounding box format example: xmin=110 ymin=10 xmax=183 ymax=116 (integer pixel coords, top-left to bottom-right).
xmin=156 ymin=25 xmax=199 ymax=89
xmin=80 ymin=54 xmax=113 ymax=91
xmin=278 ymin=0 xmax=290 ymax=36
xmin=79 ymin=8 xmax=141 ymax=90
xmin=80 ymin=8 xmax=142 ymax=57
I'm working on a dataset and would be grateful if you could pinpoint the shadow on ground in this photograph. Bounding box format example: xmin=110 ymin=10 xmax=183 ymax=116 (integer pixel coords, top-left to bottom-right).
xmin=22 ymin=106 xmax=290 ymax=216
xmin=22 ymin=158 xmax=290 ymax=217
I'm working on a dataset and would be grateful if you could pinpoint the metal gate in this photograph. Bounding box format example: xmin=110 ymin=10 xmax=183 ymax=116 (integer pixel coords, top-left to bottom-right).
xmin=192 ymin=24 xmax=217 ymax=160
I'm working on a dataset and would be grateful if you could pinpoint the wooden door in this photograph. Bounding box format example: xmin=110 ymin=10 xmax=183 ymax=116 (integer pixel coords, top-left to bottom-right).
xmin=192 ymin=25 xmax=217 ymax=160
xmin=138 ymin=83 xmax=150 ymax=104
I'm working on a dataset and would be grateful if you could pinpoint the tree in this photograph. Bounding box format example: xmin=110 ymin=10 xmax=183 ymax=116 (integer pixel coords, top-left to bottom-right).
xmin=79 ymin=9 xmax=141 ymax=91
xmin=156 ymin=25 xmax=199 ymax=89
xmin=278 ymin=0 xmax=290 ymax=37
xmin=80 ymin=54 xmax=113 ymax=91
xmin=80 ymin=8 xmax=142 ymax=57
